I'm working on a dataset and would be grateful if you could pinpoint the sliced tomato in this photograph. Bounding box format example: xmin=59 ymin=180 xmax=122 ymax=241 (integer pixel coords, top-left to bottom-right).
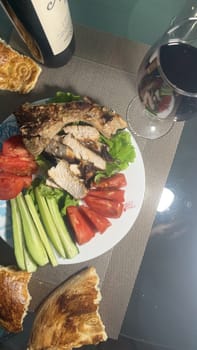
xmin=21 ymin=175 xmax=33 ymax=188
xmin=87 ymin=188 xmax=125 ymax=202
xmin=80 ymin=205 xmax=111 ymax=234
xmin=2 ymin=135 xmax=34 ymax=159
xmin=84 ymin=195 xmax=124 ymax=218
xmin=67 ymin=206 xmax=95 ymax=245
xmin=0 ymin=154 xmax=37 ymax=176
xmin=0 ymin=172 xmax=25 ymax=200
xmin=94 ymin=173 xmax=127 ymax=189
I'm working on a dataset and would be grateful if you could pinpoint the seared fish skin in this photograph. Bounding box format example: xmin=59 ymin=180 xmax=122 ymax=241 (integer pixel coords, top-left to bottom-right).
xmin=60 ymin=101 xmax=127 ymax=138
xmin=14 ymin=100 xmax=127 ymax=156
xmin=48 ymin=160 xmax=88 ymax=199
xmin=14 ymin=103 xmax=66 ymax=157
xmin=14 ymin=103 xmax=65 ymax=137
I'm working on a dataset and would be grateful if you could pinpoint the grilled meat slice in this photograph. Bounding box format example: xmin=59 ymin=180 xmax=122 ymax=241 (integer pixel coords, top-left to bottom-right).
xmin=61 ymin=134 xmax=106 ymax=170
xmin=21 ymin=136 xmax=49 ymax=157
xmin=45 ymin=137 xmax=76 ymax=162
xmin=15 ymin=102 xmax=65 ymax=137
xmin=14 ymin=103 xmax=65 ymax=156
xmin=63 ymin=125 xmax=100 ymax=141
xmin=45 ymin=178 xmax=60 ymax=189
xmin=45 ymin=134 xmax=112 ymax=169
xmin=15 ymin=100 xmax=127 ymax=138
xmin=79 ymin=161 xmax=97 ymax=185
xmin=69 ymin=164 xmax=81 ymax=177
xmin=61 ymin=101 xmax=127 ymax=138
xmin=14 ymin=99 xmax=127 ymax=157
xmin=48 ymin=160 xmax=88 ymax=199
xmin=64 ymin=125 xmax=111 ymax=158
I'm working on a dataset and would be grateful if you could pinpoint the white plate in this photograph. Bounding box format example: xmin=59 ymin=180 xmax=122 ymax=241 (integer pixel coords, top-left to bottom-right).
xmin=0 ymin=112 xmax=145 ymax=264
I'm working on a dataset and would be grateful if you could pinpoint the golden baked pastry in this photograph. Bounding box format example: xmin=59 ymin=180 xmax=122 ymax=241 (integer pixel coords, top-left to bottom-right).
xmin=28 ymin=266 xmax=107 ymax=350
xmin=0 ymin=39 xmax=41 ymax=93
xmin=0 ymin=265 xmax=32 ymax=333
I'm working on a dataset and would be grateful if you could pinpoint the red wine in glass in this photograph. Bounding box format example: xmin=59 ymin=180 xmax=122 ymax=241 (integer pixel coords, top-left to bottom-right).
xmin=126 ymin=18 xmax=197 ymax=139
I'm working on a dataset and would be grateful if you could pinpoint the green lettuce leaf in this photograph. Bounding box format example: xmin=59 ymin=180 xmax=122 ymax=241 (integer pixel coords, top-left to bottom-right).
xmin=48 ymin=91 xmax=81 ymax=103
xmin=95 ymin=130 xmax=136 ymax=182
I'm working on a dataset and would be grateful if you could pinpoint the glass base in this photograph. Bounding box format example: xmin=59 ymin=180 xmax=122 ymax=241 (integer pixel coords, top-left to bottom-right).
xmin=126 ymin=96 xmax=175 ymax=140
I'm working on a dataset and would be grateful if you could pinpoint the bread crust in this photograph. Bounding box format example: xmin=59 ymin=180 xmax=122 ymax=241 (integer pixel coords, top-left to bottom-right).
xmin=28 ymin=266 xmax=107 ymax=350
xmin=0 ymin=39 xmax=41 ymax=93
xmin=0 ymin=265 xmax=32 ymax=333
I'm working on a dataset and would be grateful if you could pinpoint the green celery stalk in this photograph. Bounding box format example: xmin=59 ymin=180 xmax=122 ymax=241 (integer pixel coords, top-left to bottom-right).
xmin=23 ymin=248 xmax=38 ymax=272
xmin=34 ymin=187 xmax=66 ymax=258
xmin=16 ymin=193 xmax=49 ymax=267
xmin=24 ymin=193 xmax=58 ymax=267
xmin=46 ymin=197 xmax=79 ymax=259
xmin=10 ymin=198 xmax=26 ymax=270
xmin=10 ymin=198 xmax=37 ymax=272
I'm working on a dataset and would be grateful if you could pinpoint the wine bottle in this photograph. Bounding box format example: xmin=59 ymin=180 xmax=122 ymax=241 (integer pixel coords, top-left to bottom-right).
xmin=0 ymin=0 xmax=75 ymax=67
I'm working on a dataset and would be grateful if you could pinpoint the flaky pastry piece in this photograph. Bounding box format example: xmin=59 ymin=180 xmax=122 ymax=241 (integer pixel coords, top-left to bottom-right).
xmin=0 ymin=265 xmax=32 ymax=333
xmin=28 ymin=266 xmax=107 ymax=350
xmin=0 ymin=39 xmax=41 ymax=93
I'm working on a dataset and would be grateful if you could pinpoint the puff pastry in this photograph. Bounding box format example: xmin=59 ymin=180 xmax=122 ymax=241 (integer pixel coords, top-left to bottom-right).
xmin=0 ymin=265 xmax=32 ymax=333
xmin=28 ymin=266 xmax=107 ymax=350
xmin=0 ymin=39 xmax=41 ymax=93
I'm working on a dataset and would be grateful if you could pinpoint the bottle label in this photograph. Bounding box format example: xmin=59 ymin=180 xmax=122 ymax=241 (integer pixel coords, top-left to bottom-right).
xmin=31 ymin=0 xmax=73 ymax=55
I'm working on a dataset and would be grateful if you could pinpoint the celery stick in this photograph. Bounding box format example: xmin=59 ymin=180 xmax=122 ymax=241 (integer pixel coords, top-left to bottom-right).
xmin=16 ymin=193 xmax=49 ymax=267
xmin=10 ymin=197 xmax=37 ymax=272
xmin=23 ymin=247 xmax=38 ymax=272
xmin=10 ymin=198 xmax=26 ymax=270
xmin=34 ymin=187 xmax=66 ymax=258
xmin=46 ymin=197 xmax=79 ymax=259
xmin=25 ymin=193 xmax=58 ymax=267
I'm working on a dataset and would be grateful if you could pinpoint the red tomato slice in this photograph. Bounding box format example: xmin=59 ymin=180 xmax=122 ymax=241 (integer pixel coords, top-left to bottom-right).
xmin=80 ymin=205 xmax=111 ymax=234
xmin=0 ymin=173 xmax=24 ymax=200
xmin=84 ymin=195 xmax=124 ymax=218
xmin=67 ymin=206 xmax=95 ymax=245
xmin=21 ymin=175 xmax=33 ymax=188
xmin=94 ymin=173 xmax=127 ymax=189
xmin=0 ymin=154 xmax=37 ymax=176
xmin=87 ymin=188 xmax=125 ymax=202
xmin=2 ymin=135 xmax=34 ymax=159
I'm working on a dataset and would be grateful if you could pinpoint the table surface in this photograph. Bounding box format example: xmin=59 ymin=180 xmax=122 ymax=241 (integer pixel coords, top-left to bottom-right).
xmin=121 ymin=88 xmax=197 ymax=349
xmin=0 ymin=24 xmax=185 ymax=349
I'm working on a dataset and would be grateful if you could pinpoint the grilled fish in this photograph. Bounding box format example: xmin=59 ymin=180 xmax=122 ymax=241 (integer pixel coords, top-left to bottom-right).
xmin=14 ymin=100 xmax=127 ymax=156
xmin=63 ymin=125 xmax=108 ymax=155
xmin=61 ymin=134 xmax=106 ymax=170
xmin=61 ymin=101 xmax=127 ymax=137
xmin=63 ymin=125 xmax=100 ymax=141
xmin=45 ymin=137 xmax=76 ymax=162
xmin=48 ymin=160 xmax=88 ymax=199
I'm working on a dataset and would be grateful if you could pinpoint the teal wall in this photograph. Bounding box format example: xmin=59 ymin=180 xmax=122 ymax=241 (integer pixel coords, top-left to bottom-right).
xmin=0 ymin=0 xmax=195 ymax=44
xmin=69 ymin=0 xmax=191 ymax=44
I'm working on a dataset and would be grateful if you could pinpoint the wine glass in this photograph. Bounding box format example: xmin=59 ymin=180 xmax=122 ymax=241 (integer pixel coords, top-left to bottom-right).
xmin=126 ymin=17 xmax=197 ymax=139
